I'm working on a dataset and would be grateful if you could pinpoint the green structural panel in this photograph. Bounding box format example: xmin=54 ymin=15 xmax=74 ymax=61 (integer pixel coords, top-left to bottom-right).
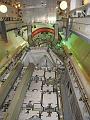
xmin=4 ymin=63 xmax=35 ymax=120
xmin=0 ymin=30 xmax=27 ymax=65
xmin=0 ymin=62 xmax=23 ymax=107
xmin=65 ymin=33 xmax=90 ymax=76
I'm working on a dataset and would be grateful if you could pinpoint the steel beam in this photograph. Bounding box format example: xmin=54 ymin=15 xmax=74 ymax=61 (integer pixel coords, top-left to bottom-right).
xmin=4 ymin=63 xmax=35 ymax=120
xmin=0 ymin=62 xmax=23 ymax=107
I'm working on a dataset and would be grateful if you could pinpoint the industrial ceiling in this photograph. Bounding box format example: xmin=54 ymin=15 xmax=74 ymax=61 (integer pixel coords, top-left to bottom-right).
xmin=20 ymin=0 xmax=57 ymax=23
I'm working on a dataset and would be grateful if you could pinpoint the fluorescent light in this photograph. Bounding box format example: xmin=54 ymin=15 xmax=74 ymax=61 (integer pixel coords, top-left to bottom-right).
xmin=0 ymin=5 xmax=7 ymax=13
xmin=60 ymin=1 xmax=67 ymax=10
xmin=48 ymin=17 xmax=56 ymax=23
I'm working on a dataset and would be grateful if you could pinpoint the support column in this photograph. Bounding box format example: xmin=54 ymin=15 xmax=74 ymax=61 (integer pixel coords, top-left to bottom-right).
xmin=54 ymin=23 xmax=59 ymax=41
xmin=27 ymin=24 xmax=32 ymax=46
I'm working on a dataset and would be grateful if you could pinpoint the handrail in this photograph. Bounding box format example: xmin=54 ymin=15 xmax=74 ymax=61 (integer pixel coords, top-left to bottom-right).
xmin=0 ymin=45 xmax=26 ymax=77
xmin=67 ymin=56 xmax=90 ymax=115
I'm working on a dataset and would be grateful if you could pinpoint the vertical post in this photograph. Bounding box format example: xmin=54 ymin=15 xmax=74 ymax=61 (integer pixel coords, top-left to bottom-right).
xmin=55 ymin=70 xmax=57 ymax=79
xmin=54 ymin=23 xmax=59 ymax=41
xmin=0 ymin=21 xmax=7 ymax=42
xmin=27 ymin=24 xmax=32 ymax=46
xmin=44 ymin=68 xmax=46 ymax=83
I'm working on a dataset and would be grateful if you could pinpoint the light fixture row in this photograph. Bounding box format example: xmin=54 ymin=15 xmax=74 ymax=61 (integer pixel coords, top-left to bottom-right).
xmin=0 ymin=1 xmax=67 ymax=14
xmin=0 ymin=3 xmax=21 ymax=13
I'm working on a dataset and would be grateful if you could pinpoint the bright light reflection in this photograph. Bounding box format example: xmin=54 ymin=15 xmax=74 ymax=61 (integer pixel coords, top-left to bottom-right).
xmin=0 ymin=5 xmax=7 ymax=13
xmin=18 ymin=4 xmax=21 ymax=8
xmin=60 ymin=1 xmax=67 ymax=10
xmin=48 ymin=17 xmax=56 ymax=23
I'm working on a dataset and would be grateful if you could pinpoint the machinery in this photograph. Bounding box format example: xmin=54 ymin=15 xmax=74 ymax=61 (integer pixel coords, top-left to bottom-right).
xmin=0 ymin=0 xmax=90 ymax=120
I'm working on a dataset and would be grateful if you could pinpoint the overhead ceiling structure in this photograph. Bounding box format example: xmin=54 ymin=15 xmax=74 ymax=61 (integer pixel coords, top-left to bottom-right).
xmin=19 ymin=0 xmax=56 ymax=24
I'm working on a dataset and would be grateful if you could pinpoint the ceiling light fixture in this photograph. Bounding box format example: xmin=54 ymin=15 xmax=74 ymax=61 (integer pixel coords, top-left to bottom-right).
xmin=60 ymin=1 xmax=67 ymax=10
xmin=18 ymin=3 xmax=21 ymax=8
xmin=56 ymin=6 xmax=58 ymax=9
xmin=0 ymin=4 xmax=7 ymax=13
xmin=15 ymin=5 xmax=18 ymax=8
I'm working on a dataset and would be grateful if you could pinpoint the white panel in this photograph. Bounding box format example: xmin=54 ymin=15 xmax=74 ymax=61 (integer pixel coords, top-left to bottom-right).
xmin=70 ymin=0 xmax=82 ymax=10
